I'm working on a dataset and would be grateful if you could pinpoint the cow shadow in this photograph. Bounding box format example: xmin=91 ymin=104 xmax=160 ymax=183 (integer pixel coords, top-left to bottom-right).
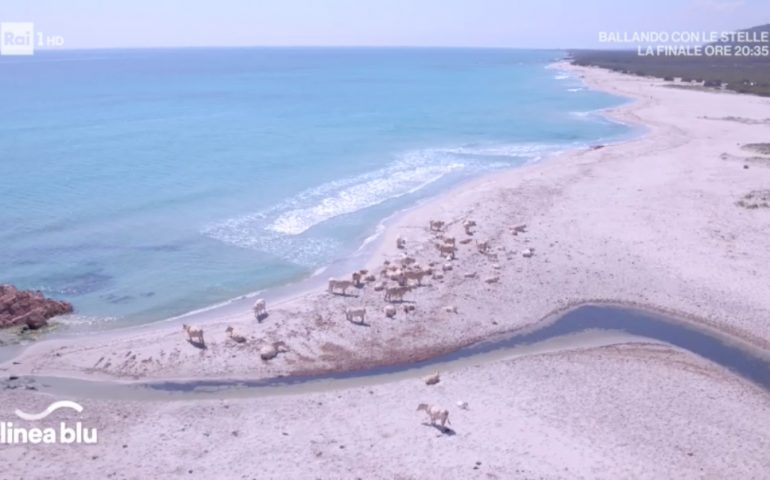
xmin=331 ymin=291 xmax=358 ymax=298
xmin=187 ymin=339 xmax=207 ymax=350
xmin=347 ymin=319 xmax=370 ymax=327
xmin=421 ymin=422 xmax=456 ymax=436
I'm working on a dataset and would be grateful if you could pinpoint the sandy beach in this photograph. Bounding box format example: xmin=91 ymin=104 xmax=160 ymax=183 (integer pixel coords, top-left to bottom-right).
xmin=2 ymin=62 xmax=770 ymax=478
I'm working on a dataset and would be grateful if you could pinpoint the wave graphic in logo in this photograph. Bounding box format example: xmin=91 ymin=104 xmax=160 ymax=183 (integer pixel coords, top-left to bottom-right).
xmin=14 ymin=401 xmax=83 ymax=421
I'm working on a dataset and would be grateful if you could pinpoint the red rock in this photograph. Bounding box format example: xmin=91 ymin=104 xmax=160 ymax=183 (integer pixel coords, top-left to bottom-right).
xmin=0 ymin=284 xmax=73 ymax=329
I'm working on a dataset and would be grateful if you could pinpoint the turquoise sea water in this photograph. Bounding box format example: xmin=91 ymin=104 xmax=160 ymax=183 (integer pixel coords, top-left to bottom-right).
xmin=0 ymin=48 xmax=631 ymax=327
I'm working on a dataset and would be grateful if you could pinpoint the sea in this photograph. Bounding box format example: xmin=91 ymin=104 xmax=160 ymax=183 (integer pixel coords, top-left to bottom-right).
xmin=0 ymin=48 xmax=632 ymax=330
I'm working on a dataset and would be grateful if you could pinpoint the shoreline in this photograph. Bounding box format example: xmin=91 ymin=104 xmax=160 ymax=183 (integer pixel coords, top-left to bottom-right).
xmin=17 ymin=60 xmax=634 ymax=337
xmin=3 ymin=60 xmax=770 ymax=384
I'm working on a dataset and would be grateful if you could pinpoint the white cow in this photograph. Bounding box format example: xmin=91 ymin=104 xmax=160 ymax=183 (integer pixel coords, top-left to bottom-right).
xmin=404 ymin=269 xmax=431 ymax=286
xmin=253 ymin=298 xmax=267 ymax=320
xmin=183 ymin=324 xmax=205 ymax=345
xmin=423 ymin=371 xmax=440 ymax=385
xmin=384 ymin=286 xmax=411 ymax=303
xmin=435 ymin=243 xmax=456 ymax=260
xmin=345 ymin=307 xmax=367 ymax=324
xmin=417 ymin=403 xmax=451 ymax=428
xmin=260 ymin=341 xmax=289 ymax=360
xmin=225 ymin=325 xmax=247 ymax=343
xmin=328 ymin=278 xmax=355 ymax=295
xmin=429 ymin=220 xmax=445 ymax=232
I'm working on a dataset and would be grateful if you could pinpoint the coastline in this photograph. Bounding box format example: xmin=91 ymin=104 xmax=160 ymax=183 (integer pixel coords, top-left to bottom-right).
xmin=3 ymin=59 xmax=770 ymax=478
xmin=4 ymin=59 xmax=770 ymax=382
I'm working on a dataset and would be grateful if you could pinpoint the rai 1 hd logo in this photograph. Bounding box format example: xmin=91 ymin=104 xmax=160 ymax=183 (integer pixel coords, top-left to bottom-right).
xmin=1 ymin=22 xmax=65 ymax=55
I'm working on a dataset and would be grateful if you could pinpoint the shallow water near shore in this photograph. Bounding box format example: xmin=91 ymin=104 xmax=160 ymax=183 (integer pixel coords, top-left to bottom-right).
xmin=10 ymin=305 xmax=769 ymax=401
xmin=0 ymin=48 xmax=632 ymax=327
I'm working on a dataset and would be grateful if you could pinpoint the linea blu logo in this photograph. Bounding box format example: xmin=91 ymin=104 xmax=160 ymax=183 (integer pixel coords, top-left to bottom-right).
xmin=1 ymin=400 xmax=98 ymax=444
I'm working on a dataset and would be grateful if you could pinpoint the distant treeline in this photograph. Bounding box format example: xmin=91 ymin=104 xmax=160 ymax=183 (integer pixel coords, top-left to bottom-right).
xmin=568 ymin=24 xmax=770 ymax=97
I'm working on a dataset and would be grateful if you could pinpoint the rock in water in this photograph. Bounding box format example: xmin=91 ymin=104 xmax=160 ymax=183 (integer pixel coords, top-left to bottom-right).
xmin=0 ymin=284 xmax=73 ymax=329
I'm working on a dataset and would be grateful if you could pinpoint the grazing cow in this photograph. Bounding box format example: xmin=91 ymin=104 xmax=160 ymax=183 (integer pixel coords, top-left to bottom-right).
xmin=442 ymin=262 xmax=453 ymax=272
xmin=429 ymin=220 xmax=445 ymax=232
xmin=511 ymin=224 xmax=527 ymax=235
xmin=225 ymin=325 xmax=247 ymax=343
xmin=396 ymin=236 xmax=407 ymax=249
xmin=477 ymin=240 xmax=490 ymax=254
xmin=404 ymin=269 xmax=431 ymax=286
xmin=403 ymin=304 xmax=416 ymax=314
xmin=384 ymin=286 xmax=411 ymax=303
xmin=484 ymin=276 xmax=500 ymax=284
xmin=260 ymin=341 xmax=289 ymax=360
xmin=417 ymin=403 xmax=451 ymax=428
xmin=521 ymin=248 xmax=535 ymax=258
xmin=400 ymin=256 xmax=417 ymax=267
xmin=345 ymin=307 xmax=367 ymax=324
xmin=444 ymin=305 xmax=458 ymax=314
xmin=423 ymin=371 xmax=440 ymax=385
xmin=253 ymin=298 xmax=267 ymax=320
xmin=387 ymin=270 xmax=407 ymax=286
xmin=328 ymin=278 xmax=355 ymax=295
xmin=435 ymin=243 xmax=456 ymax=260
xmin=383 ymin=305 xmax=397 ymax=318
xmin=352 ymin=272 xmax=362 ymax=287
xmin=456 ymin=400 xmax=469 ymax=410
xmin=183 ymin=324 xmax=205 ymax=345
xmin=443 ymin=236 xmax=456 ymax=246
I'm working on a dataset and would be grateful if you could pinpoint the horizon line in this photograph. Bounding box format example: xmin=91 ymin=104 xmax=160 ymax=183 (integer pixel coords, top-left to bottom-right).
xmin=19 ymin=44 xmax=629 ymax=53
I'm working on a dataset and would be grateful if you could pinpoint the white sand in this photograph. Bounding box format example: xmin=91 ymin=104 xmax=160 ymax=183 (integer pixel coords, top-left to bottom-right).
xmin=1 ymin=63 xmax=770 ymax=478
xmin=2 ymin=343 xmax=768 ymax=479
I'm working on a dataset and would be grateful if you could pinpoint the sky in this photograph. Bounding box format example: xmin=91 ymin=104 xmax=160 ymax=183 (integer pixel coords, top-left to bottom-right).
xmin=1 ymin=0 xmax=769 ymax=49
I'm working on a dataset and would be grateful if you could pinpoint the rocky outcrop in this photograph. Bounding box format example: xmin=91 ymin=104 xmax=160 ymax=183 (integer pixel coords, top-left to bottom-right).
xmin=0 ymin=284 xmax=73 ymax=330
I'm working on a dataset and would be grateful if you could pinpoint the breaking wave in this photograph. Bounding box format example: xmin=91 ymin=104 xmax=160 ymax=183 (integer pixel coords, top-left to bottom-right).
xmin=201 ymin=143 xmax=563 ymax=265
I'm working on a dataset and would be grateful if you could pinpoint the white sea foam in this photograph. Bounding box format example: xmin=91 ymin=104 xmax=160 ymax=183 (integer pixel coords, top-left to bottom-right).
xmin=202 ymin=143 xmax=561 ymax=265
xmin=267 ymin=153 xmax=465 ymax=235
xmin=554 ymin=74 xmax=570 ymax=80
xmin=570 ymin=109 xmax=602 ymax=119
xmin=567 ymin=87 xmax=585 ymax=92
xmin=440 ymin=142 xmax=558 ymax=158
xmin=54 ymin=314 xmax=119 ymax=327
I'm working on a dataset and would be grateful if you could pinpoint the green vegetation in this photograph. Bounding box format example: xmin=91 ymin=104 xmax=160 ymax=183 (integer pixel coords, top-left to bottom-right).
xmin=568 ymin=24 xmax=770 ymax=97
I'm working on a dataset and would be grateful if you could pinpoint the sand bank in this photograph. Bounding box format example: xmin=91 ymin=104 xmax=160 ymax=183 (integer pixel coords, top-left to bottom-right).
xmin=2 ymin=343 xmax=768 ymax=478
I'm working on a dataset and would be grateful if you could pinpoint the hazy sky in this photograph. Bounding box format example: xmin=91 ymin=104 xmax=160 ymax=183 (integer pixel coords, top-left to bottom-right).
xmin=2 ymin=0 xmax=769 ymax=49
